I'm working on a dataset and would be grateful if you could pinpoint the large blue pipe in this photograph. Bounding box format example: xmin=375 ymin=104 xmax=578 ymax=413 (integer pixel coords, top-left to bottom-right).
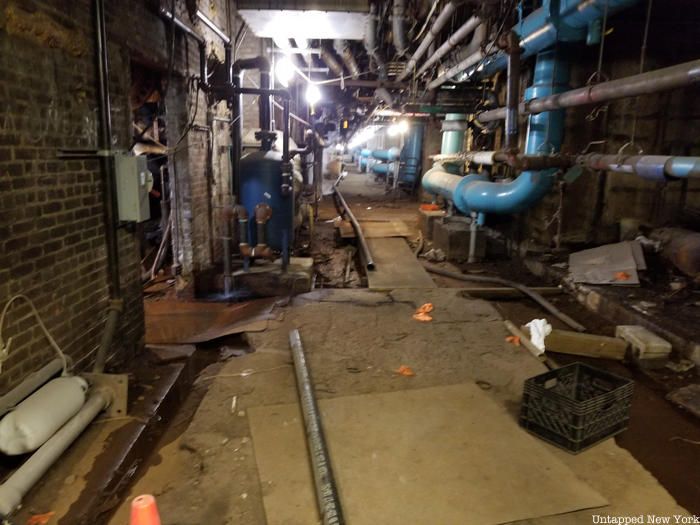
xmin=400 ymin=123 xmax=424 ymax=185
xmin=471 ymin=0 xmax=639 ymax=80
xmin=423 ymin=51 xmax=570 ymax=214
xmin=371 ymin=147 xmax=401 ymax=161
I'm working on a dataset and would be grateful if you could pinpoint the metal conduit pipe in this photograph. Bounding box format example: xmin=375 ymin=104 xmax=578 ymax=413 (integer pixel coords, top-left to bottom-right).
xmin=365 ymin=3 xmax=393 ymax=106
xmin=392 ymin=0 xmax=408 ymax=57
xmin=397 ymin=1 xmax=456 ymax=81
xmin=333 ymin=186 xmax=375 ymax=270
xmin=158 ymin=7 xmax=207 ymax=88
xmin=503 ymin=31 xmax=522 ymax=151
xmin=477 ymin=59 xmax=700 ymax=123
xmin=0 ymin=388 xmax=112 ymax=516
xmin=416 ymin=16 xmax=481 ymax=77
xmin=93 ymin=0 xmax=122 ymax=374
xmin=428 ymin=47 xmax=487 ymax=90
xmin=334 ymin=40 xmax=361 ymax=79
xmin=422 ymin=264 xmax=586 ymax=332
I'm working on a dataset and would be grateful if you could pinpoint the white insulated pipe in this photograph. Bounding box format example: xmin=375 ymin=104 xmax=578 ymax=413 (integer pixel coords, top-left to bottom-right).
xmin=398 ymin=1 xmax=456 ymax=81
xmin=0 ymin=377 xmax=88 ymax=455
xmin=416 ymin=16 xmax=481 ymax=76
xmin=0 ymin=358 xmax=63 ymax=418
xmin=0 ymin=388 xmax=111 ymax=517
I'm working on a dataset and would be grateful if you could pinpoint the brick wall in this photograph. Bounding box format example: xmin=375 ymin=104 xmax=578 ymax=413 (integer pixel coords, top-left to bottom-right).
xmin=0 ymin=0 xmax=262 ymax=392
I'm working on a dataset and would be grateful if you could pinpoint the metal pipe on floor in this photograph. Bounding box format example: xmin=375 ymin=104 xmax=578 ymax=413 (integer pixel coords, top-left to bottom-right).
xmin=0 ymin=388 xmax=112 ymax=517
xmin=422 ymin=264 xmax=586 ymax=332
xmin=333 ymin=186 xmax=375 ymax=271
xmin=288 ymin=330 xmax=345 ymax=525
xmin=397 ymin=1 xmax=456 ymax=81
xmin=477 ymin=59 xmax=700 ymax=123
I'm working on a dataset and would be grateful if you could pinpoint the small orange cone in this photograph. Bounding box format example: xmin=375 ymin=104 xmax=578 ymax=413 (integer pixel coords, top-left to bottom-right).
xmin=130 ymin=494 xmax=161 ymax=525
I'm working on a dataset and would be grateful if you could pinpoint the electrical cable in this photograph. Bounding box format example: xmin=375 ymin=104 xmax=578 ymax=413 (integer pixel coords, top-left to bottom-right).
xmin=0 ymin=295 xmax=70 ymax=376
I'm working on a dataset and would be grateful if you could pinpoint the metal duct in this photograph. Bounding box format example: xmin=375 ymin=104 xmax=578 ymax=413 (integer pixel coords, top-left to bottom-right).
xmin=398 ymin=1 xmax=456 ymax=81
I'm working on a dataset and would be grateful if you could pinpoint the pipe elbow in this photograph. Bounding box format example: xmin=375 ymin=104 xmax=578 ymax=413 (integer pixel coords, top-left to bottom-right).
xmin=456 ymin=170 xmax=555 ymax=214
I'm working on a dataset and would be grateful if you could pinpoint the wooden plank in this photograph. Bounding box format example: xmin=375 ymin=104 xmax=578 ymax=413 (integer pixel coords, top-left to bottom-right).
xmin=366 ymin=237 xmax=436 ymax=289
xmin=524 ymin=327 xmax=629 ymax=360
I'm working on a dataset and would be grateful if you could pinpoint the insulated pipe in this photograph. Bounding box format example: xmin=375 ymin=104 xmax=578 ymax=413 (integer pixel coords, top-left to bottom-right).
xmin=320 ymin=46 xmax=345 ymax=78
xmin=0 ymin=388 xmax=111 ymax=517
xmin=416 ymin=16 xmax=481 ymax=77
xmin=441 ymin=114 xmax=467 ymax=155
xmin=334 ymin=40 xmax=361 ymax=79
xmin=503 ymin=32 xmax=522 ymax=151
xmin=392 ymin=0 xmax=408 ymax=57
xmin=289 ymin=330 xmax=345 ymax=525
xmin=477 ymin=59 xmax=700 ymax=123
xmin=365 ymin=3 xmax=392 ymax=106
xmin=0 ymin=359 xmax=63 ymax=418
xmin=576 ymin=154 xmax=700 ymax=180
xmin=398 ymin=1 xmax=456 ymax=81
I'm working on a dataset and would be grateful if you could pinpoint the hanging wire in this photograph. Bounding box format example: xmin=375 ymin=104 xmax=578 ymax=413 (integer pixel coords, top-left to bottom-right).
xmin=585 ymin=0 xmax=609 ymax=121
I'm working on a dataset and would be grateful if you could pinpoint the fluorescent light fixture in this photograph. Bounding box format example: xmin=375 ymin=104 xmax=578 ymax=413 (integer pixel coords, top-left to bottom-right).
xmin=275 ymin=56 xmax=294 ymax=87
xmin=273 ymin=36 xmax=291 ymax=49
xmin=305 ymin=83 xmax=321 ymax=105
xmin=294 ymin=38 xmax=309 ymax=50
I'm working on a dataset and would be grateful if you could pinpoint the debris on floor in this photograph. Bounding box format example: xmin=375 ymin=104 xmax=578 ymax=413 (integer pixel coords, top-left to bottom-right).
xmin=667 ymin=385 xmax=700 ymax=419
xmin=615 ymin=325 xmax=672 ymax=368
xmin=568 ymin=240 xmax=647 ymax=285
xmin=412 ymin=302 xmax=434 ymax=322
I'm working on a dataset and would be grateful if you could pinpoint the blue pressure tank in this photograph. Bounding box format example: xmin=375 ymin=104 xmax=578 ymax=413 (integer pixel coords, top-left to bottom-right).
xmin=239 ymin=149 xmax=293 ymax=252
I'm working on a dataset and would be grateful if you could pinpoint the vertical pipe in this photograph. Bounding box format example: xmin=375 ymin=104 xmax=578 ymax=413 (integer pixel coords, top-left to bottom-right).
xmin=504 ymin=33 xmax=522 ymax=151
xmin=441 ymin=113 xmax=467 ymax=155
xmin=289 ymin=330 xmax=345 ymax=525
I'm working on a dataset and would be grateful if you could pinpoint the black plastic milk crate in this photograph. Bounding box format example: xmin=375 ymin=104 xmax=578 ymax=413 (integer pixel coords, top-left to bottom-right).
xmin=519 ymin=362 xmax=634 ymax=453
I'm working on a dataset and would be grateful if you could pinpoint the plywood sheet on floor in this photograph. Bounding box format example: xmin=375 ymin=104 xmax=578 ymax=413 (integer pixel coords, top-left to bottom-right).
xmin=249 ymin=383 xmax=607 ymax=525
xmin=366 ymin=237 xmax=436 ymax=289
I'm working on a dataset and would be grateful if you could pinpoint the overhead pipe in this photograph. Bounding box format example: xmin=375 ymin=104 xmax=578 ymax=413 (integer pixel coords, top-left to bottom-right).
xmin=416 ymin=16 xmax=481 ymax=77
xmin=0 ymin=388 xmax=112 ymax=517
xmin=334 ymin=40 xmax=361 ymax=79
xmin=575 ymin=154 xmax=700 ymax=180
xmin=428 ymin=0 xmax=639 ymax=89
xmin=477 ymin=58 xmax=700 ymax=123
xmin=502 ymin=31 xmax=522 ymax=151
xmin=397 ymin=1 xmax=456 ymax=81
xmin=365 ymin=3 xmax=393 ymax=107
xmin=392 ymin=0 xmax=408 ymax=57
xmin=320 ymin=46 xmax=345 ymax=78
xmin=158 ymin=7 xmax=208 ymax=89
xmin=423 ymin=51 xmax=569 ymax=214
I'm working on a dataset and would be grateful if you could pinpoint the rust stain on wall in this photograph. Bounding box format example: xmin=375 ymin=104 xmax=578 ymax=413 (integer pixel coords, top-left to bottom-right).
xmin=3 ymin=4 xmax=88 ymax=57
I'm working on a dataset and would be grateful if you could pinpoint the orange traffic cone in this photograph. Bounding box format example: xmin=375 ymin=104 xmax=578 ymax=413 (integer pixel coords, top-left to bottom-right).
xmin=130 ymin=494 xmax=162 ymax=525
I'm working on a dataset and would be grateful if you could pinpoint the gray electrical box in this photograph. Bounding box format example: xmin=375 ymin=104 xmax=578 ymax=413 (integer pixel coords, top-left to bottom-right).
xmin=115 ymin=154 xmax=152 ymax=222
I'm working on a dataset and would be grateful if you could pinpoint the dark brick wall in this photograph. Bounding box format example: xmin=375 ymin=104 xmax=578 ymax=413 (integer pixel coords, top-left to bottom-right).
xmin=0 ymin=0 xmax=262 ymax=392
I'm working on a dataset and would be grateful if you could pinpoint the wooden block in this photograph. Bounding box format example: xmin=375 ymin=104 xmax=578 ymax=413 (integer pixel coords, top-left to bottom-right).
xmin=524 ymin=327 xmax=629 ymax=360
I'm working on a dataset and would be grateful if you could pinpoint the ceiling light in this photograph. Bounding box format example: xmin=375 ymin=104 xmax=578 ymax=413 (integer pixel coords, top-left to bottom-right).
xmin=305 ymin=83 xmax=321 ymax=105
xmin=275 ymin=56 xmax=294 ymax=87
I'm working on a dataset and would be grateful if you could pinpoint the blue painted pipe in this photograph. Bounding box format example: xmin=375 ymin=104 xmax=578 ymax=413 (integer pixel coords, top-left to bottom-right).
xmin=371 ymin=162 xmax=395 ymax=175
xmin=423 ymin=51 xmax=570 ymax=214
xmin=472 ymin=0 xmax=638 ymax=79
xmin=400 ymin=123 xmax=424 ymax=185
xmin=371 ymin=147 xmax=401 ymax=161
xmin=360 ymin=148 xmax=372 ymax=158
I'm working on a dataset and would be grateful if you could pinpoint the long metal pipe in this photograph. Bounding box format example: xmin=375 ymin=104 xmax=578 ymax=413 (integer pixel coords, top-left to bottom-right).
xmin=398 ymin=1 xmax=456 ymax=81
xmin=320 ymin=46 xmax=345 ymax=78
xmin=576 ymin=154 xmax=700 ymax=180
xmin=289 ymin=330 xmax=345 ymax=525
xmin=478 ymin=58 xmax=700 ymax=122
xmin=195 ymin=9 xmax=230 ymax=44
xmin=0 ymin=388 xmax=111 ymax=516
xmin=158 ymin=7 xmax=207 ymax=88
xmin=93 ymin=0 xmax=123 ymax=374
xmin=392 ymin=0 xmax=408 ymax=56
xmin=504 ymin=32 xmax=521 ymax=150
xmin=416 ymin=16 xmax=481 ymax=77
xmin=333 ymin=186 xmax=375 ymax=270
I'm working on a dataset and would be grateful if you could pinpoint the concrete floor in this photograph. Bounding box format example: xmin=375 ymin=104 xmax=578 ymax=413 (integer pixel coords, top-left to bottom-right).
xmin=108 ymin=287 xmax=688 ymax=524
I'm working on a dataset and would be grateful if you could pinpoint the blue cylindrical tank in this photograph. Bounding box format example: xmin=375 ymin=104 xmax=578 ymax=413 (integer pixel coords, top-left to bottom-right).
xmin=400 ymin=123 xmax=424 ymax=186
xmin=239 ymin=149 xmax=293 ymax=252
